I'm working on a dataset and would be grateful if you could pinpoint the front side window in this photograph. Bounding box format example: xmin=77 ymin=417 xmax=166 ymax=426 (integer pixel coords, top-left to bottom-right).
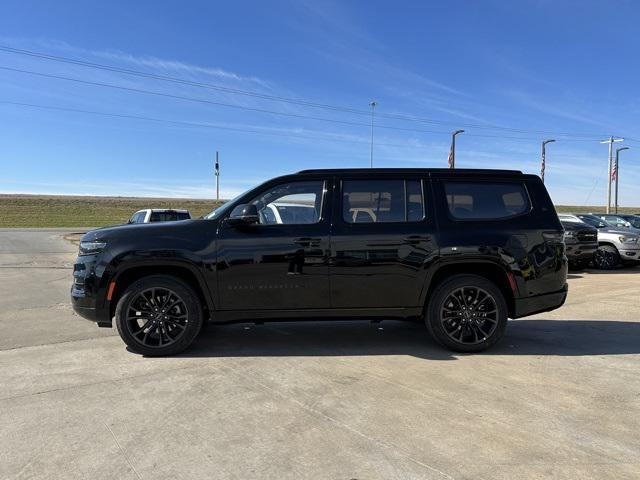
xmin=249 ymin=180 xmax=324 ymax=225
xmin=342 ymin=179 xmax=424 ymax=223
xmin=445 ymin=181 xmax=530 ymax=220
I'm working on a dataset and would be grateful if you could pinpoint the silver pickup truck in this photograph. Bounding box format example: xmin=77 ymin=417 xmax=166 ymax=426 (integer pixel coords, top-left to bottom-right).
xmin=559 ymin=213 xmax=640 ymax=269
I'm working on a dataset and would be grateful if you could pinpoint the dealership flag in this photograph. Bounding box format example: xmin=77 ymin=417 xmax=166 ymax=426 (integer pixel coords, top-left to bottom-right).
xmin=447 ymin=144 xmax=454 ymax=168
xmin=611 ymin=161 xmax=617 ymax=181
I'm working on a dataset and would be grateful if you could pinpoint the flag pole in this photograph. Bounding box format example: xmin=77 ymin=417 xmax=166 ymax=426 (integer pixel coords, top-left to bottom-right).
xmin=215 ymin=151 xmax=220 ymax=201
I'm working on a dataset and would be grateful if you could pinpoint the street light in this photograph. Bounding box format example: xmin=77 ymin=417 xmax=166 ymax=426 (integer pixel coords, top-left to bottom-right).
xmin=614 ymin=146 xmax=629 ymax=213
xmin=369 ymin=100 xmax=377 ymax=168
xmin=541 ymin=139 xmax=555 ymax=183
xmin=448 ymin=130 xmax=464 ymax=168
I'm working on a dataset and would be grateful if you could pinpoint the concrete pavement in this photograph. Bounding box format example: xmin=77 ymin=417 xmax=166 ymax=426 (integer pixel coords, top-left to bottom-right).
xmin=1 ymin=229 xmax=639 ymax=479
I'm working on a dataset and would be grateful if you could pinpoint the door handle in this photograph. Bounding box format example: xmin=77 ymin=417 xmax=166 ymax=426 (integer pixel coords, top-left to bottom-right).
xmin=404 ymin=235 xmax=431 ymax=245
xmin=293 ymin=237 xmax=321 ymax=247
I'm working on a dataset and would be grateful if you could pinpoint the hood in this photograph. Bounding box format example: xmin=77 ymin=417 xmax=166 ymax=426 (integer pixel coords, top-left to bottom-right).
xmin=80 ymin=218 xmax=217 ymax=243
xmin=560 ymin=221 xmax=596 ymax=233
xmin=600 ymin=226 xmax=639 ymax=236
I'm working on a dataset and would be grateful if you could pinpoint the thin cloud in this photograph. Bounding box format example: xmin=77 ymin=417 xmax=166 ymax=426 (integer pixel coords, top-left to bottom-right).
xmin=0 ymin=36 xmax=270 ymax=87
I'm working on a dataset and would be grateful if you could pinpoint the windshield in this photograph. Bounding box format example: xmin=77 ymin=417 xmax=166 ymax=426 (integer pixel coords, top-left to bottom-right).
xmin=624 ymin=216 xmax=640 ymax=228
xmin=203 ymin=189 xmax=250 ymax=219
xmin=578 ymin=216 xmax=606 ymax=228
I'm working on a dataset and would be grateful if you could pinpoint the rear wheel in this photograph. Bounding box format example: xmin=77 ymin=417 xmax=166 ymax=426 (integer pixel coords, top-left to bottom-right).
xmin=425 ymin=274 xmax=508 ymax=353
xmin=115 ymin=275 xmax=203 ymax=356
xmin=593 ymin=245 xmax=620 ymax=270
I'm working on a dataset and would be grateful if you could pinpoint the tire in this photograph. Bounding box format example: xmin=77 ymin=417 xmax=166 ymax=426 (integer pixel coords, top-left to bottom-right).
xmin=425 ymin=274 xmax=508 ymax=353
xmin=593 ymin=245 xmax=620 ymax=270
xmin=115 ymin=275 xmax=203 ymax=356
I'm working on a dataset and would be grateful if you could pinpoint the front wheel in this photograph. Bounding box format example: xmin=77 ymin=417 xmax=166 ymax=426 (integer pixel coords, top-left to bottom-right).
xmin=115 ymin=275 xmax=203 ymax=356
xmin=425 ymin=274 xmax=508 ymax=353
xmin=593 ymin=245 xmax=620 ymax=270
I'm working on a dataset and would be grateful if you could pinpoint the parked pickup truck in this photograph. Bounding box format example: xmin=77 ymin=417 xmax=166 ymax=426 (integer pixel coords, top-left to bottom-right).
xmin=560 ymin=213 xmax=640 ymax=269
xmin=558 ymin=219 xmax=598 ymax=269
xmin=72 ymin=168 xmax=568 ymax=355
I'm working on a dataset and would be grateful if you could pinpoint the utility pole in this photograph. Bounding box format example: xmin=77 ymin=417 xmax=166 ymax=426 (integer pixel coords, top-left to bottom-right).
xmin=215 ymin=151 xmax=220 ymax=201
xmin=541 ymin=139 xmax=555 ymax=183
xmin=601 ymin=137 xmax=624 ymax=213
xmin=369 ymin=100 xmax=377 ymax=168
xmin=448 ymin=130 xmax=464 ymax=168
xmin=614 ymin=146 xmax=629 ymax=214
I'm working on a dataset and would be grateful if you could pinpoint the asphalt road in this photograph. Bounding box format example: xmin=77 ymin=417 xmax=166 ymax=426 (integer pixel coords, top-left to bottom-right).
xmin=1 ymin=229 xmax=639 ymax=479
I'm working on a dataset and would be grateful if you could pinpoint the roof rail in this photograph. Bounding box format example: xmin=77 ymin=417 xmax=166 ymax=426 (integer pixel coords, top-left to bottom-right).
xmin=296 ymin=168 xmax=523 ymax=175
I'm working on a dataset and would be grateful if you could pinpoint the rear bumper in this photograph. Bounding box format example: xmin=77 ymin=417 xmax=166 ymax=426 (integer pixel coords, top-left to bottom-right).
xmin=513 ymin=284 xmax=568 ymax=318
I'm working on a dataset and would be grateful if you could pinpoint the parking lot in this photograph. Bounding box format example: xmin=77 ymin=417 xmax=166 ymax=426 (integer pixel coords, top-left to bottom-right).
xmin=1 ymin=228 xmax=639 ymax=480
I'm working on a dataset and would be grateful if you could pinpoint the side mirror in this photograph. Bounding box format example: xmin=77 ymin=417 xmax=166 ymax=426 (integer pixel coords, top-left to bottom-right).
xmin=227 ymin=204 xmax=259 ymax=226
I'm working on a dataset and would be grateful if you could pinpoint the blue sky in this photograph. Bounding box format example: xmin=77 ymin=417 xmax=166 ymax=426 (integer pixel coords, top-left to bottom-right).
xmin=0 ymin=0 xmax=638 ymax=205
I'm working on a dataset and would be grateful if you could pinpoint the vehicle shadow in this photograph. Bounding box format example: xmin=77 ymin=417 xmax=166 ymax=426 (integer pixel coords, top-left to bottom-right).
xmin=181 ymin=318 xmax=640 ymax=359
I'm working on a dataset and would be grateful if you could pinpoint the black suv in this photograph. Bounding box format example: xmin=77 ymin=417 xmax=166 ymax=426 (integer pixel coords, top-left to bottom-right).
xmin=72 ymin=168 xmax=568 ymax=355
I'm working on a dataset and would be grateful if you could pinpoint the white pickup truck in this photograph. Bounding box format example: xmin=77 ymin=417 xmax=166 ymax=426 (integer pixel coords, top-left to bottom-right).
xmin=128 ymin=209 xmax=191 ymax=224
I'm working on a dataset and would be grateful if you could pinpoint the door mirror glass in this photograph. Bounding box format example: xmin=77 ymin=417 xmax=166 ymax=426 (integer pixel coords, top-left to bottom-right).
xmin=228 ymin=204 xmax=259 ymax=225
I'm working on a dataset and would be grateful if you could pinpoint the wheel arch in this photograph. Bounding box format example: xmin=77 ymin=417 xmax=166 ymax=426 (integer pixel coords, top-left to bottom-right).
xmin=421 ymin=261 xmax=517 ymax=318
xmin=598 ymin=241 xmax=620 ymax=252
xmin=108 ymin=262 xmax=214 ymax=321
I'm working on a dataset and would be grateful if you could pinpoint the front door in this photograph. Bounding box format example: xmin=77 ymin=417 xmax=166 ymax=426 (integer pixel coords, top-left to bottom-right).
xmin=216 ymin=178 xmax=331 ymax=310
xmin=329 ymin=176 xmax=438 ymax=309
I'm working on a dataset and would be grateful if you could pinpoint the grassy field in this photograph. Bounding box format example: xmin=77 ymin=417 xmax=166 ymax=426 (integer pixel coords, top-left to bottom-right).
xmin=0 ymin=194 xmax=637 ymax=228
xmin=0 ymin=195 xmax=224 ymax=228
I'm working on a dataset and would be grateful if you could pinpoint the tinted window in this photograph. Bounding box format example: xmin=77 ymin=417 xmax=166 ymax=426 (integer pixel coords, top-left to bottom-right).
xmin=250 ymin=180 xmax=324 ymax=225
xmin=342 ymin=179 xmax=424 ymax=223
xmin=149 ymin=212 xmax=187 ymax=222
xmin=445 ymin=182 xmax=529 ymax=220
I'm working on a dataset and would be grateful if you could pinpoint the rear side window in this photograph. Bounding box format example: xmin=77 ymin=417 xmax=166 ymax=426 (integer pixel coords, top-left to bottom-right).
xmin=342 ymin=179 xmax=424 ymax=223
xmin=444 ymin=181 xmax=530 ymax=220
xmin=149 ymin=212 xmax=188 ymax=222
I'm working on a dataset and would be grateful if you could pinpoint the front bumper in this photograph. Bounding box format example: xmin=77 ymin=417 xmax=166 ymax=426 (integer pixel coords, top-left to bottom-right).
xmin=565 ymin=242 xmax=597 ymax=261
xmin=71 ymin=253 xmax=112 ymax=327
xmin=513 ymin=284 xmax=568 ymax=318
xmin=619 ymin=246 xmax=640 ymax=262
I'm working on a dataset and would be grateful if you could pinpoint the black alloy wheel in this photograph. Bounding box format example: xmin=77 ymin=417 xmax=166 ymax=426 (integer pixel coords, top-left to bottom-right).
xmin=426 ymin=274 xmax=508 ymax=353
xmin=440 ymin=286 xmax=499 ymax=345
xmin=593 ymin=245 xmax=620 ymax=270
xmin=125 ymin=287 xmax=189 ymax=348
xmin=115 ymin=275 xmax=203 ymax=356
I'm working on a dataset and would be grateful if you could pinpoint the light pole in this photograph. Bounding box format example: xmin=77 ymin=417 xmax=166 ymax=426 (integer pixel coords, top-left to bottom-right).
xmin=541 ymin=139 xmax=555 ymax=183
xmin=601 ymin=136 xmax=624 ymax=213
xmin=449 ymin=130 xmax=464 ymax=168
xmin=369 ymin=100 xmax=377 ymax=168
xmin=614 ymin=146 xmax=629 ymax=213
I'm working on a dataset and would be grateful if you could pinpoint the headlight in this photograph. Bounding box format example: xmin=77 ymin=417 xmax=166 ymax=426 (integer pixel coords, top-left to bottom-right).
xmin=619 ymin=236 xmax=638 ymax=244
xmin=79 ymin=241 xmax=107 ymax=255
xmin=563 ymin=231 xmax=574 ymax=238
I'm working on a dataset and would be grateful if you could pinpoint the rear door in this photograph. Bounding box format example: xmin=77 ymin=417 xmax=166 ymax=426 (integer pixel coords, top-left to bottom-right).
xmin=329 ymin=174 xmax=438 ymax=309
